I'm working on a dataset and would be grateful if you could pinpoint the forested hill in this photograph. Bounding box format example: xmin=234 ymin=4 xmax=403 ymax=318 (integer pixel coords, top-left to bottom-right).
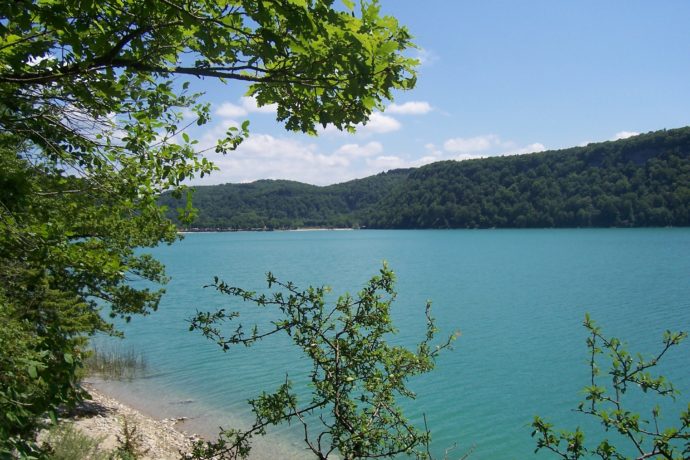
xmin=161 ymin=169 xmax=412 ymax=229
xmin=162 ymin=127 xmax=690 ymax=229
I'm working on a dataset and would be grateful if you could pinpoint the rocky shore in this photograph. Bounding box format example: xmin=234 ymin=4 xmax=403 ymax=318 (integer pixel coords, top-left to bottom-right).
xmin=58 ymin=384 xmax=200 ymax=459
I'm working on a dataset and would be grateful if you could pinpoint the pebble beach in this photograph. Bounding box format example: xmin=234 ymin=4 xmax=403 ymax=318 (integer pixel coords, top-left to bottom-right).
xmin=56 ymin=384 xmax=199 ymax=459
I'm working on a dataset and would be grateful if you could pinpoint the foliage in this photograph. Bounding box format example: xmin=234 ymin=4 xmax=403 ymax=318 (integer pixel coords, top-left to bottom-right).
xmin=114 ymin=417 xmax=149 ymax=460
xmin=532 ymin=315 xmax=690 ymax=459
xmin=43 ymin=418 xmax=148 ymax=460
xmin=187 ymin=264 xmax=455 ymax=459
xmin=1 ymin=0 xmax=417 ymax=454
xmin=0 ymin=133 xmax=167 ymax=456
xmin=163 ymin=127 xmax=690 ymax=230
xmin=0 ymin=270 xmax=90 ymax=458
xmin=44 ymin=423 xmax=109 ymax=460
xmin=1 ymin=0 xmax=416 ymax=136
xmin=159 ymin=169 xmax=411 ymax=230
xmin=367 ymin=128 xmax=690 ymax=229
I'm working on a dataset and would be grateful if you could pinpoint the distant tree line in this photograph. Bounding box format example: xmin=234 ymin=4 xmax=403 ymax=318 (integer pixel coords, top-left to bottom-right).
xmin=162 ymin=127 xmax=690 ymax=230
xmin=160 ymin=170 xmax=411 ymax=229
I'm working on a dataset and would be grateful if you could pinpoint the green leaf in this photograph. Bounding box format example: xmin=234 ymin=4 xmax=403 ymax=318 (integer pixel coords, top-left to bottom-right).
xmin=377 ymin=41 xmax=398 ymax=56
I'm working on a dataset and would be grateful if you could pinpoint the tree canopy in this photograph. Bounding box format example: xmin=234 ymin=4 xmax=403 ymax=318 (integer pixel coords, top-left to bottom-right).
xmin=159 ymin=169 xmax=411 ymax=229
xmin=0 ymin=0 xmax=418 ymax=454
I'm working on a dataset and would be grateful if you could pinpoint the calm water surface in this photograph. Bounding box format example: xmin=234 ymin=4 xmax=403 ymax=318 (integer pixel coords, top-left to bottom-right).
xmin=95 ymin=229 xmax=690 ymax=459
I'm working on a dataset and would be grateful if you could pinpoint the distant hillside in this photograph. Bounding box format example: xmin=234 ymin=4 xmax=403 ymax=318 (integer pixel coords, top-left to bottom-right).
xmin=160 ymin=169 xmax=411 ymax=229
xmin=161 ymin=127 xmax=690 ymax=229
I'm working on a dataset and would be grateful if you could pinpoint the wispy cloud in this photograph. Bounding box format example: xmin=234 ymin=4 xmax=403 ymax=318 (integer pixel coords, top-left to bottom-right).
xmin=364 ymin=155 xmax=409 ymax=171
xmin=317 ymin=112 xmax=401 ymax=137
xmin=197 ymin=134 xmax=348 ymax=185
xmin=240 ymin=96 xmax=278 ymax=114
xmin=501 ymin=142 xmax=546 ymax=156
xmin=194 ymin=133 xmax=393 ymax=186
xmin=444 ymin=135 xmax=500 ymax=153
xmin=215 ymin=102 xmax=247 ymax=118
xmin=443 ymin=134 xmax=545 ymax=160
xmin=335 ymin=142 xmax=383 ymax=158
xmin=192 ymin=119 xmax=545 ymax=186
xmin=386 ymin=101 xmax=432 ymax=115
xmin=214 ymin=95 xmax=278 ymax=119
xmin=358 ymin=112 xmax=401 ymax=134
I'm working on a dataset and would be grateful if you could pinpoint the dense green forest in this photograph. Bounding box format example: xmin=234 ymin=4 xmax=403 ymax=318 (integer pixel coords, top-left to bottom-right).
xmin=161 ymin=169 xmax=412 ymax=229
xmin=162 ymin=127 xmax=690 ymax=229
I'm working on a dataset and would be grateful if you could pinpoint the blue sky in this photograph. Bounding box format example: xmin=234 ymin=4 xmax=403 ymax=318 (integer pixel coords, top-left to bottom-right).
xmin=186 ymin=0 xmax=690 ymax=186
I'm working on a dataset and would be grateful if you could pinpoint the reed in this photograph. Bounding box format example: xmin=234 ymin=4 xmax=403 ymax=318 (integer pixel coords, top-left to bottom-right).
xmin=83 ymin=346 xmax=147 ymax=380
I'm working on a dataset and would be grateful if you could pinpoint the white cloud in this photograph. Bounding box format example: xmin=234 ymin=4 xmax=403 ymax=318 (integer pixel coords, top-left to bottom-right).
xmin=443 ymin=135 xmax=500 ymax=153
xmin=365 ymin=155 xmax=408 ymax=170
xmin=316 ymin=124 xmax=350 ymax=137
xmin=192 ymin=125 xmax=405 ymax=185
xmin=192 ymin=113 xmax=546 ymax=186
xmin=193 ymin=133 xmax=358 ymax=185
xmin=215 ymin=102 xmax=247 ymax=118
xmin=442 ymin=135 xmax=545 ymax=160
xmin=613 ymin=131 xmax=640 ymax=140
xmin=240 ymin=95 xmax=278 ymax=114
xmin=335 ymin=142 xmax=383 ymax=158
xmin=180 ymin=107 xmax=197 ymax=120
xmin=502 ymin=142 xmax=546 ymax=156
xmin=359 ymin=112 xmax=401 ymax=134
xmin=387 ymin=101 xmax=432 ymax=115
xmin=214 ymin=96 xmax=278 ymax=119
xmin=317 ymin=112 xmax=402 ymax=137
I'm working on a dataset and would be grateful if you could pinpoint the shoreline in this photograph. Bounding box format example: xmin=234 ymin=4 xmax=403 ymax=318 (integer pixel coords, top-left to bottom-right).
xmin=178 ymin=227 xmax=356 ymax=233
xmin=56 ymin=383 xmax=199 ymax=459
xmin=76 ymin=380 xmax=309 ymax=459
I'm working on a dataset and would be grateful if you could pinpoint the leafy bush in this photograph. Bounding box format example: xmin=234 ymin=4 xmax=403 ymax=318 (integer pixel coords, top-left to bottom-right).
xmin=188 ymin=264 xmax=456 ymax=459
xmin=532 ymin=315 xmax=690 ymax=459
xmin=44 ymin=423 xmax=109 ymax=460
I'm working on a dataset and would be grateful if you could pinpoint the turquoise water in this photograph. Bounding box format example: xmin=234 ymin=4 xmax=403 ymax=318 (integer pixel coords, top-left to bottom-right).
xmin=96 ymin=229 xmax=690 ymax=459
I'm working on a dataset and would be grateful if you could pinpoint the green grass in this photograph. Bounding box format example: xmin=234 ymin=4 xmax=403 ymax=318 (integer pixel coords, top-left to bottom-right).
xmin=83 ymin=346 xmax=147 ymax=381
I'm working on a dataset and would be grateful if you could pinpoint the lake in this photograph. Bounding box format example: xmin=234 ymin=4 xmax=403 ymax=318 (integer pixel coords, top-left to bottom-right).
xmin=94 ymin=229 xmax=690 ymax=459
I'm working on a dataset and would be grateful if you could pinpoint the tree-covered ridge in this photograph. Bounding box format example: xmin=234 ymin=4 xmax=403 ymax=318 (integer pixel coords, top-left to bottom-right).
xmin=161 ymin=169 xmax=411 ymax=229
xmin=169 ymin=127 xmax=690 ymax=229
xmin=367 ymin=127 xmax=690 ymax=228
